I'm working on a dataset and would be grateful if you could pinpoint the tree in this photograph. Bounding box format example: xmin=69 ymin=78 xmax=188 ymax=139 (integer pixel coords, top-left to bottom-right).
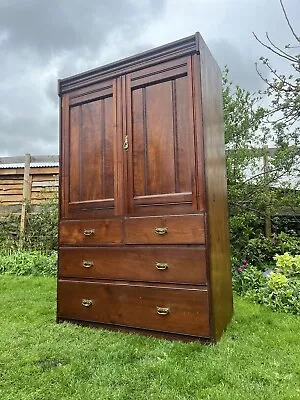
xmin=252 ymin=0 xmax=300 ymax=237
xmin=253 ymin=0 xmax=300 ymax=146
xmin=223 ymin=67 xmax=300 ymax=253
xmin=223 ymin=68 xmax=267 ymax=248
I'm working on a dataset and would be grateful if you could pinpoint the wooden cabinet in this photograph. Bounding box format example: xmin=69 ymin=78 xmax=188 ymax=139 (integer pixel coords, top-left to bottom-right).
xmin=57 ymin=32 xmax=233 ymax=342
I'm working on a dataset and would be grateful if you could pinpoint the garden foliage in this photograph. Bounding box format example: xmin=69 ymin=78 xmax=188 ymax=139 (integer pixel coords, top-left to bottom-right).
xmin=0 ymin=250 xmax=57 ymax=276
xmin=0 ymin=196 xmax=58 ymax=253
xmin=233 ymin=255 xmax=300 ymax=315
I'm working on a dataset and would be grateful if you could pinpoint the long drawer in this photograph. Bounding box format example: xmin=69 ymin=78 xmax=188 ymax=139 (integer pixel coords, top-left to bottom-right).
xmin=59 ymin=247 xmax=207 ymax=284
xmin=57 ymin=280 xmax=210 ymax=337
xmin=124 ymin=214 xmax=205 ymax=244
xmin=59 ymin=219 xmax=122 ymax=245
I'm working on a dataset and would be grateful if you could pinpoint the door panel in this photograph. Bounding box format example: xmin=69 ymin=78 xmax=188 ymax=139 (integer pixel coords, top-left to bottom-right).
xmin=61 ymin=79 xmax=118 ymax=219
xmin=144 ymin=81 xmax=175 ymax=195
xmin=126 ymin=57 xmax=201 ymax=216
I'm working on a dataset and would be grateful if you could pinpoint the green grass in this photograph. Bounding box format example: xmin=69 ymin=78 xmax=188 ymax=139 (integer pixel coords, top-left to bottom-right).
xmin=0 ymin=277 xmax=299 ymax=400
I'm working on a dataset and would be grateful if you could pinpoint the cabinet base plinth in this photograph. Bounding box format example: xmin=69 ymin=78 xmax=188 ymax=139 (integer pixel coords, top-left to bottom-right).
xmin=56 ymin=318 xmax=215 ymax=343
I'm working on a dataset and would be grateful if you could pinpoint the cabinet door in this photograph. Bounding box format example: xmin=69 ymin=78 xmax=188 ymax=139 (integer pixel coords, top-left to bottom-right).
xmin=125 ymin=57 xmax=204 ymax=216
xmin=60 ymin=79 xmax=122 ymax=219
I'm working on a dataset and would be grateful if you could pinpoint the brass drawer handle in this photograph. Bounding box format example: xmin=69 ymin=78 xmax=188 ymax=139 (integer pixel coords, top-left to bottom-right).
xmin=155 ymin=227 xmax=168 ymax=235
xmin=156 ymin=262 xmax=169 ymax=270
xmin=82 ymin=299 xmax=93 ymax=307
xmin=156 ymin=307 xmax=170 ymax=316
xmin=83 ymin=229 xmax=95 ymax=236
xmin=82 ymin=260 xmax=94 ymax=268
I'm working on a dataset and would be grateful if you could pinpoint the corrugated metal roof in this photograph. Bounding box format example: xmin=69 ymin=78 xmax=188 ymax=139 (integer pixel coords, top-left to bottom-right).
xmin=0 ymin=155 xmax=59 ymax=168
xmin=0 ymin=162 xmax=59 ymax=169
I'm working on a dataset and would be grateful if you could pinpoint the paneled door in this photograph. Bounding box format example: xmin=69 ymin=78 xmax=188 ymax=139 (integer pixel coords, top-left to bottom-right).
xmin=60 ymin=78 xmax=121 ymax=219
xmin=124 ymin=57 xmax=204 ymax=216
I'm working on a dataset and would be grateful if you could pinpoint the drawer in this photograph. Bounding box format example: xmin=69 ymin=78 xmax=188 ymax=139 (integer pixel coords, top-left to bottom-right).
xmin=59 ymin=247 xmax=207 ymax=284
xmin=59 ymin=219 xmax=122 ymax=245
xmin=57 ymin=280 xmax=210 ymax=337
xmin=124 ymin=214 xmax=205 ymax=244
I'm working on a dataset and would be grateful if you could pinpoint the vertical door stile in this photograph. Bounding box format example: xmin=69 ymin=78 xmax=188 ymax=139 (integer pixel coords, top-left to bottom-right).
xmin=191 ymin=54 xmax=206 ymax=211
xmin=113 ymin=77 xmax=122 ymax=216
xmin=187 ymin=57 xmax=199 ymax=211
xmin=171 ymin=79 xmax=179 ymax=194
xmin=62 ymin=94 xmax=70 ymax=219
xmin=124 ymin=74 xmax=133 ymax=215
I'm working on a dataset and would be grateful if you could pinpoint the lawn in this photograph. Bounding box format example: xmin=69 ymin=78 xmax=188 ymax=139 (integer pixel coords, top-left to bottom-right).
xmin=0 ymin=276 xmax=299 ymax=400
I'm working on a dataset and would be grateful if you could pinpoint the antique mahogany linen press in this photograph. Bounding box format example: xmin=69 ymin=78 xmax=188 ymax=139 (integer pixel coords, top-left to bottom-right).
xmin=57 ymin=32 xmax=233 ymax=343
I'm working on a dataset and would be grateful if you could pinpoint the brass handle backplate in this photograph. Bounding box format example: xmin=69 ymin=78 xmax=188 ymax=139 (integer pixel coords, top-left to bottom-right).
xmin=155 ymin=227 xmax=168 ymax=235
xmin=156 ymin=262 xmax=169 ymax=270
xmin=82 ymin=299 xmax=93 ymax=307
xmin=83 ymin=229 xmax=95 ymax=236
xmin=83 ymin=260 xmax=94 ymax=268
xmin=156 ymin=307 xmax=170 ymax=316
xmin=123 ymin=135 xmax=129 ymax=152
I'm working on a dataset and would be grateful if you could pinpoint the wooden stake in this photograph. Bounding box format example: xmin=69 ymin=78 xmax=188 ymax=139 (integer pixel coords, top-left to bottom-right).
xmin=19 ymin=154 xmax=31 ymax=248
xmin=263 ymin=147 xmax=271 ymax=238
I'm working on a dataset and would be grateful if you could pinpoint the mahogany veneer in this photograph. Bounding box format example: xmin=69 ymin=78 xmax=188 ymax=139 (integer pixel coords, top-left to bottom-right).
xmin=57 ymin=32 xmax=233 ymax=342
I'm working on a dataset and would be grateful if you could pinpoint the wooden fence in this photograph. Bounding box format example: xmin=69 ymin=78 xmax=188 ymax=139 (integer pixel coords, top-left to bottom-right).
xmin=0 ymin=154 xmax=59 ymax=217
xmin=1 ymin=151 xmax=299 ymax=241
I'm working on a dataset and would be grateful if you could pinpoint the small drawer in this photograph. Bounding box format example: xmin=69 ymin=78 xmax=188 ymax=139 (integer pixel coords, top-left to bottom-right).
xmin=124 ymin=214 xmax=205 ymax=244
xmin=59 ymin=219 xmax=122 ymax=245
xmin=59 ymin=247 xmax=207 ymax=284
xmin=57 ymin=280 xmax=210 ymax=337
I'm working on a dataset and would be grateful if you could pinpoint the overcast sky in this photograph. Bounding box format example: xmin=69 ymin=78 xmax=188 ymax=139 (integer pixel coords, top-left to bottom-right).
xmin=0 ymin=0 xmax=299 ymax=156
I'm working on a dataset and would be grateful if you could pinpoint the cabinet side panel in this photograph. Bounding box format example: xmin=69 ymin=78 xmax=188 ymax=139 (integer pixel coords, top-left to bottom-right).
xmin=198 ymin=38 xmax=233 ymax=341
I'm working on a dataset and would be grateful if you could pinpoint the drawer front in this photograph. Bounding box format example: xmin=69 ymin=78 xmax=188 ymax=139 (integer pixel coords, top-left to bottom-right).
xmin=59 ymin=220 xmax=122 ymax=245
xmin=59 ymin=247 xmax=207 ymax=284
xmin=57 ymin=280 xmax=210 ymax=337
xmin=125 ymin=214 xmax=205 ymax=244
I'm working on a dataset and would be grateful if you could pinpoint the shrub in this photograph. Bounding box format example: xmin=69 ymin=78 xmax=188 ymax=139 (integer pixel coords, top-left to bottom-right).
xmin=268 ymin=272 xmax=288 ymax=290
xmin=233 ymin=265 xmax=267 ymax=295
xmin=274 ymin=253 xmax=300 ymax=277
xmin=0 ymin=197 xmax=58 ymax=252
xmin=245 ymin=279 xmax=300 ymax=315
xmin=0 ymin=250 xmax=57 ymax=277
xmin=233 ymin=264 xmax=300 ymax=315
xmin=0 ymin=213 xmax=20 ymax=252
xmin=240 ymin=232 xmax=300 ymax=269
xmin=229 ymin=213 xmax=263 ymax=257
xmin=25 ymin=196 xmax=58 ymax=251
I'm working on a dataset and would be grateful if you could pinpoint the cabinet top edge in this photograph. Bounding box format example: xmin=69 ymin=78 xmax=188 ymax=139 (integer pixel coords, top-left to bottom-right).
xmin=58 ymin=32 xmax=201 ymax=96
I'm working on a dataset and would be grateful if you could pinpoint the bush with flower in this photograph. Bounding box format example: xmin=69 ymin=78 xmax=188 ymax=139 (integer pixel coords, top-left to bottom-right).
xmin=232 ymin=253 xmax=300 ymax=315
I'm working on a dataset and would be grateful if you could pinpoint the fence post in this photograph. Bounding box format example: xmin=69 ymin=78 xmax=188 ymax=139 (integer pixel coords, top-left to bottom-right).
xmin=263 ymin=147 xmax=271 ymax=238
xmin=19 ymin=153 xmax=32 ymax=248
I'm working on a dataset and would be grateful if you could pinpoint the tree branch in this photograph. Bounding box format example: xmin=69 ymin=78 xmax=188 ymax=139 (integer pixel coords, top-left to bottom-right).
xmin=266 ymin=32 xmax=298 ymax=61
xmin=253 ymin=31 xmax=296 ymax=63
xmin=280 ymin=0 xmax=300 ymax=44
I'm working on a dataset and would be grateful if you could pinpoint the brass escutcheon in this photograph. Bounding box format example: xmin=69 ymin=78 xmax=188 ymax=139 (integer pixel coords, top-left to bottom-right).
xmin=123 ymin=135 xmax=129 ymax=152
